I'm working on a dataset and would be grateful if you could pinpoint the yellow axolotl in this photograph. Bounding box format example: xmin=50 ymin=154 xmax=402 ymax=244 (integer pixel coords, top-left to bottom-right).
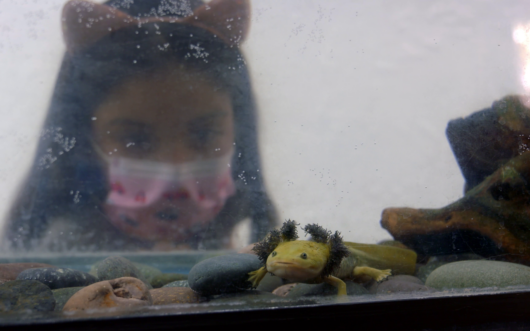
xmin=248 ymin=220 xmax=417 ymax=296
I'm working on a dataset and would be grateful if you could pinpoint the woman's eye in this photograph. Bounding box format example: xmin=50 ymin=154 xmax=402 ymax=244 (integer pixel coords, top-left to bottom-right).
xmin=271 ymin=251 xmax=277 ymax=257
xmin=300 ymin=253 xmax=307 ymax=259
xmin=126 ymin=139 xmax=152 ymax=151
xmin=187 ymin=116 xmax=226 ymax=150
xmin=137 ymin=141 xmax=152 ymax=151
xmin=119 ymin=133 xmax=154 ymax=153
xmin=188 ymin=128 xmax=222 ymax=149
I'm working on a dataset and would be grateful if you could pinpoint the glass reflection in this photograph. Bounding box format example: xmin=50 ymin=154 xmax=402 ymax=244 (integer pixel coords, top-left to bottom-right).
xmin=514 ymin=23 xmax=530 ymax=107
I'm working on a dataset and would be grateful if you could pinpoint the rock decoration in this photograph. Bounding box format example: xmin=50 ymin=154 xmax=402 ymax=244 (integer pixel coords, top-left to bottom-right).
xmin=90 ymin=256 xmax=151 ymax=287
xmin=52 ymin=287 xmax=84 ymax=311
xmin=0 ymin=280 xmax=55 ymax=312
xmin=63 ymin=277 xmax=152 ymax=311
xmin=151 ymin=273 xmax=188 ymax=288
xmin=285 ymin=281 xmax=368 ymax=298
xmin=446 ymin=95 xmax=530 ymax=192
xmin=17 ymin=268 xmax=97 ymax=289
xmin=188 ymin=254 xmax=262 ymax=296
xmin=416 ymin=254 xmax=484 ymax=283
xmin=255 ymin=273 xmax=284 ymax=293
xmin=369 ymin=275 xmax=432 ymax=294
xmin=425 ymin=260 xmax=530 ymax=289
xmin=150 ymin=287 xmax=204 ymax=305
xmin=132 ymin=262 xmax=162 ymax=284
xmin=382 ymin=150 xmax=530 ymax=263
xmin=272 ymin=284 xmax=298 ymax=297
xmin=382 ymin=95 xmax=530 ymax=264
xmin=162 ymin=280 xmax=190 ymax=288
xmin=0 ymin=263 xmax=55 ymax=280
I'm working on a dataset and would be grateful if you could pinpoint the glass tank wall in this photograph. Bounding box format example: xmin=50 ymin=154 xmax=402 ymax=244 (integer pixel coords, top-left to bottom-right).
xmin=1 ymin=0 xmax=530 ymax=327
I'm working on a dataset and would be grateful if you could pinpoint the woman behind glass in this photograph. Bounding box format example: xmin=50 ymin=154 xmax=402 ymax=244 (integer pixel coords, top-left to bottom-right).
xmin=1 ymin=0 xmax=276 ymax=252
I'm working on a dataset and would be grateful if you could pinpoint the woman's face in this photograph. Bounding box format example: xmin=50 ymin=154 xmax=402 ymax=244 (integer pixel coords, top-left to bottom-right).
xmin=93 ymin=66 xmax=234 ymax=163
xmin=92 ymin=65 xmax=235 ymax=246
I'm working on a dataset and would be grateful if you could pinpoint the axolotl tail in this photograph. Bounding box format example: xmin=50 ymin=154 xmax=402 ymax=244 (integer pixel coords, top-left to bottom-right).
xmin=343 ymin=242 xmax=417 ymax=275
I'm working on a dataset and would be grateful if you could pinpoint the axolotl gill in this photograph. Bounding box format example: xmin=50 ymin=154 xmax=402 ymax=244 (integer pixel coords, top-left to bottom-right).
xmin=248 ymin=221 xmax=417 ymax=296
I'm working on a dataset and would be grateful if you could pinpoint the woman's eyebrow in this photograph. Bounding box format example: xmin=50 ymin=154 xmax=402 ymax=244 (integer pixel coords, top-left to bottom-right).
xmin=109 ymin=119 xmax=151 ymax=130
xmin=188 ymin=111 xmax=228 ymax=125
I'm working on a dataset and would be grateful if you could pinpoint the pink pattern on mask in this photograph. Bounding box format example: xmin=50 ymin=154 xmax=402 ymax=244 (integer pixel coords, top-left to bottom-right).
xmin=107 ymin=171 xmax=234 ymax=209
xmin=106 ymin=155 xmax=235 ymax=208
xmin=103 ymin=153 xmax=236 ymax=241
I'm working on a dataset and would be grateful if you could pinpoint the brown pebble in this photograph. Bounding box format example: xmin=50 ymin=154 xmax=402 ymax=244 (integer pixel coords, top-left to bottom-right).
xmin=63 ymin=277 xmax=152 ymax=312
xmin=272 ymin=283 xmax=298 ymax=297
xmin=150 ymin=287 xmax=204 ymax=305
xmin=0 ymin=263 xmax=55 ymax=280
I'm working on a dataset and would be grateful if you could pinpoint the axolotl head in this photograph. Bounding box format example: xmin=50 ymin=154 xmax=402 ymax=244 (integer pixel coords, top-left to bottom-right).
xmin=266 ymin=240 xmax=330 ymax=282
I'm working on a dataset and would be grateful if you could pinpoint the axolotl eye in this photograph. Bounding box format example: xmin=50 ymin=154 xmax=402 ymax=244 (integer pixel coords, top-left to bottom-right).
xmin=300 ymin=253 xmax=307 ymax=259
xmin=271 ymin=251 xmax=277 ymax=257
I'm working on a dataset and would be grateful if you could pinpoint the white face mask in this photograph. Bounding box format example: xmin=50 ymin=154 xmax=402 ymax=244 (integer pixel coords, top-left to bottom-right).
xmin=99 ymin=150 xmax=236 ymax=242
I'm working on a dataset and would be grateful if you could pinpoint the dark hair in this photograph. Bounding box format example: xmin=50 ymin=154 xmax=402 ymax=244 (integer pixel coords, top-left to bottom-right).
xmin=2 ymin=0 xmax=276 ymax=252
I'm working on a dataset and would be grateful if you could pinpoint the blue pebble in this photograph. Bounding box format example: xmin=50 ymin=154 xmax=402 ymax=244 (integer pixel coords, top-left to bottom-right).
xmin=16 ymin=267 xmax=97 ymax=290
xmin=188 ymin=254 xmax=262 ymax=296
